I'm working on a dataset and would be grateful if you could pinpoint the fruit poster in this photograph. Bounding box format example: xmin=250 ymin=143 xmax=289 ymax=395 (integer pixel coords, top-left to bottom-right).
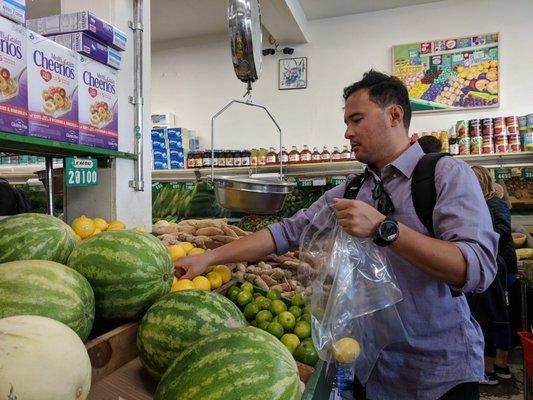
xmin=392 ymin=33 xmax=499 ymax=112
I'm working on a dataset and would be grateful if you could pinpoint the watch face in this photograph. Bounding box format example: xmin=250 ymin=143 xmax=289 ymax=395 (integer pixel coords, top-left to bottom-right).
xmin=379 ymin=220 xmax=399 ymax=242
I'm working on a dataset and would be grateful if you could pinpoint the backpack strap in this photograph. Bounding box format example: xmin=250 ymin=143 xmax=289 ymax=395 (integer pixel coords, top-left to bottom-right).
xmin=343 ymin=173 xmax=367 ymax=200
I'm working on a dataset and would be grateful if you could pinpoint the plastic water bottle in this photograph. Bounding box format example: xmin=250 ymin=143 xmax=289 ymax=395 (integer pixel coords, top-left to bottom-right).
xmin=329 ymin=362 xmax=355 ymax=400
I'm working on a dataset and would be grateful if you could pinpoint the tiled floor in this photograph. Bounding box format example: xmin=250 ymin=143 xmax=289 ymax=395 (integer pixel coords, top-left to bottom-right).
xmin=480 ymin=347 xmax=529 ymax=400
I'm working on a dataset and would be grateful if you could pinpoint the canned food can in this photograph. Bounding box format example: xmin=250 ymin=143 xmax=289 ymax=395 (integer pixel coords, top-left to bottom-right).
xmin=469 ymin=119 xmax=481 ymax=136
xmin=482 ymin=119 xmax=493 ymax=136
xmin=518 ymin=115 xmax=528 ymax=131
xmin=459 ymin=136 xmax=470 ymax=155
xmin=494 ymin=134 xmax=509 ymax=154
xmin=493 ymin=117 xmax=506 ymax=135
xmin=524 ymin=131 xmax=533 ymax=151
xmin=507 ymin=134 xmax=522 ymax=152
xmin=505 ymin=116 xmax=519 ymax=134
xmin=482 ymin=137 xmax=494 ymax=154
xmin=470 ymin=136 xmax=482 ymax=154
xmin=527 ymin=113 xmax=533 ymax=129
xmin=456 ymin=120 xmax=468 ymax=138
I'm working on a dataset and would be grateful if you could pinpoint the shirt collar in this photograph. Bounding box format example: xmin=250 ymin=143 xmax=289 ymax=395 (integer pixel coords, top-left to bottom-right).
xmin=366 ymin=142 xmax=425 ymax=179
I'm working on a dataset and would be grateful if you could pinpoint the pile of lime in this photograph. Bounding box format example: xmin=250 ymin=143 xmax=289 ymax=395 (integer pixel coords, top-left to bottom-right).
xmin=226 ymin=283 xmax=319 ymax=366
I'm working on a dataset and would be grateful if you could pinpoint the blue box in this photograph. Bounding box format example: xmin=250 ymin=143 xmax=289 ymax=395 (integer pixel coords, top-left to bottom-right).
xmin=151 ymin=128 xmax=165 ymax=141
xmin=153 ymin=150 xmax=168 ymax=159
xmin=168 ymin=139 xmax=182 ymax=148
xmin=169 ymin=148 xmax=184 ymax=158
xmin=153 ymin=160 xmax=168 ymax=170
xmin=152 ymin=140 xmax=167 ymax=151
xmin=170 ymin=160 xmax=185 ymax=169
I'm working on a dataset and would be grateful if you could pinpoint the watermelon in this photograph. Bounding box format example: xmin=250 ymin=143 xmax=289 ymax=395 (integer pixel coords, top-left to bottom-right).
xmin=0 ymin=213 xmax=77 ymax=264
xmin=0 ymin=260 xmax=95 ymax=341
xmin=67 ymin=230 xmax=173 ymax=321
xmin=137 ymin=290 xmax=247 ymax=380
xmin=155 ymin=326 xmax=301 ymax=400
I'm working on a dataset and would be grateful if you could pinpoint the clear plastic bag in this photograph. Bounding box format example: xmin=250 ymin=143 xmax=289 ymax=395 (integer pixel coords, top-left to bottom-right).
xmin=299 ymin=204 xmax=407 ymax=384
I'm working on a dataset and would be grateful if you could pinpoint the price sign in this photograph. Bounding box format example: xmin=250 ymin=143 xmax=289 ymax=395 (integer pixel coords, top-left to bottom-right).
xmin=494 ymin=168 xmax=512 ymax=181
xmin=297 ymin=179 xmax=313 ymax=187
xmin=65 ymin=157 xmax=98 ymax=187
xmin=152 ymin=182 xmax=163 ymax=192
xmin=330 ymin=176 xmax=347 ymax=186
xmin=522 ymin=168 xmax=533 ymax=180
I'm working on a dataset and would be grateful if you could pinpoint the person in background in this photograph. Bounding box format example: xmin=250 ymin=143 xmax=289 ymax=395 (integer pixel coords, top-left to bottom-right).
xmin=176 ymin=70 xmax=498 ymax=400
xmin=470 ymin=166 xmax=514 ymax=385
xmin=417 ymin=135 xmax=442 ymax=153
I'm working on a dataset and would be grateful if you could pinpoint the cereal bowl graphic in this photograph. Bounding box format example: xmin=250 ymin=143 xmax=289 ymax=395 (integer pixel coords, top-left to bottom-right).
xmin=41 ymin=86 xmax=72 ymax=117
xmin=0 ymin=67 xmax=20 ymax=101
xmin=89 ymin=101 xmax=113 ymax=128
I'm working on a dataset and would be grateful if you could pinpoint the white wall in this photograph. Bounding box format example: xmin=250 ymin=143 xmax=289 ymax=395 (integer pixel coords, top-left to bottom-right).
xmin=151 ymin=0 xmax=533 ymax=150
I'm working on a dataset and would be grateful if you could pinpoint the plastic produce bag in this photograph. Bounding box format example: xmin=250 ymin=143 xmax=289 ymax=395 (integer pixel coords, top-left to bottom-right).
xmin=299 ymin=204 xmax=407 ymax=384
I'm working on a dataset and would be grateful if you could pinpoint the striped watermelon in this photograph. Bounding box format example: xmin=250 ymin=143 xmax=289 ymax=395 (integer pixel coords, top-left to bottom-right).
xmin=67 ymin=230 xmax=173 ymax=321
xmin=137 ymin=290 xmax=247 ymax=380
xmin=0 ymin=260 xmax=95 ymax=341
xmin=155 ymin=326 xmax=301 ymax=400
xmin=0 ymin=213 xmax=77 ymax=264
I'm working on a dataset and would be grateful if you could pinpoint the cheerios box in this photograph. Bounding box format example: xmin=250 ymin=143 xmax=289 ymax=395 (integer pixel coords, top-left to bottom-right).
xmin=0 ymin=16 xmax=27 ymax=135
xmin=78 ymin=54 xmax=118 ymax=150
xmin=27 ymin=30 xmax=78 ymax=143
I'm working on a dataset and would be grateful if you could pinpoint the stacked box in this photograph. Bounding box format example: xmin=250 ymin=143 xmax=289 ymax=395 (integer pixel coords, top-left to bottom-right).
xmin=0 ymin=0 xmax=24 ymax=24
xmin=151 ymin=128 xmax=168 ymax=170
xmin=167 ymin=128 xmax=186 ymax=169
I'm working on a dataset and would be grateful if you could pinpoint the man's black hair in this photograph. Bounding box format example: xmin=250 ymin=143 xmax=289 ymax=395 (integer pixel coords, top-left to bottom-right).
xmin=417 ymin=135 xmax=442 ymax=153
xmin=343 ymin=70 xmax=412 ymax=130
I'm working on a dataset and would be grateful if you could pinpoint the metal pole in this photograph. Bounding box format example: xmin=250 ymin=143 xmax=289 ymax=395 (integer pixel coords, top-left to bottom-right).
xmin=129 ymin=0 xmax=145 ymax=191
xmin=45 ymin=156 xmax=54 ymax=215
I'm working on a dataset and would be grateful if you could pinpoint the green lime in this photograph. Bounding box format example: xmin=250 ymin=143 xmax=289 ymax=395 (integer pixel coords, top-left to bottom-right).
xmin=294 ymin=340 xmax=319 ymax=365
xmin=267 ymin=288 xmax=282 ymax=301
xmin=278 ymin=311 xmax=296 ymax=332
xmin=244 ymin=302 xmax=261 ymax=319
xmin=255 ymin=310 xmax=273 ymax=324
xmin=254 ymin=296 xmax=272 ymax=310
xmin=303 ymin=337 xmax=313 ymax=344
xmin=291 ymin=293 xmax=305 ymax=307
xmin=272 ymin=315 xmax=279 ymax=324
xmin=227 ymin=286 xmax=240 ymax=303
xmin=270 ymin=299 xmax=287 ymax=316
xmin=293 ymin=321 xmax=311 ymax=340
xmin=241 ymin=282 xmax=254 ymax=293
xmin=299 ymin=313 xmax=312 ymax=324
xmin=280 ymin=333 xmax=300 ymax=354
xmin=289 ymin=306 xmax=302 ymax=319
xmin=237 ymin=290 xmax=253 ymax=307
xmin=267 ymin=322 xmax=285 ymax=339
xmin=258 ymin=321 xmax=270 ymax=331
xmin=303 ymin=304 xmax=312 ymax=315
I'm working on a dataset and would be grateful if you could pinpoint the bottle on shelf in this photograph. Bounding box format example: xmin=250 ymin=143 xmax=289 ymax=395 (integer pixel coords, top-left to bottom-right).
xmin=266 ymin=147 xmax=278 ymax=165
xmin=187 ymin=151 xmax=196 ymax=169
xmin=250 ymin=148 xmax=258 ymax=167
xmin=241 ymin=150 xmax=251 ymax=167
xmin=300 ymin=145 xmax=312 ymax=164
xmin=331 ymin=146 xmax=341 ymax=162
xmin=341 ymin=145 xmax=351 ymax=161
xmin=449 ymin=137 xmax=459 ymax=156
xmin=234 ymin=150 xmax=242 ymax=167
xmin=218 ymin=151 xmax=226 ymax=168
xmin=258 ymin=148 xmax=267 ymax=166
xmin=311 ymin=147 xmax=321 ymax=163
xmin=225 ymin=151 xmax=234 ymax=167
xmin=195 ymin=151 xmax=204 ymax=168
xmin=439 ymin=131 xmax=450 ymax=153
xmin=288 ymin=146 xmax=301 ymax=164
xmin=321 ymin=146 xmax=331 ymax=162
xmin=279 ymin=147 xmax=289 ymax=164
xmin=202 ymin=150 xmax=211 ymax=168
xmin=212 ymin=150 xmax=219 ymax=168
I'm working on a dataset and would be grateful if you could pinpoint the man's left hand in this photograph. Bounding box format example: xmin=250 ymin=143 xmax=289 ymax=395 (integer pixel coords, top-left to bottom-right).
xmin=333 ymin=198 xmax=386 ymax=238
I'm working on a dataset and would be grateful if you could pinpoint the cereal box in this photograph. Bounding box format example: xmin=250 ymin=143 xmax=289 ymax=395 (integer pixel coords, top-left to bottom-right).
xmin=0 ymin=16 xmax=27 ymax=135
xmin=78 ymin=54 xmax=118 ymax=150
xmin=0 ymin=0 xmax=25 ymax=24
xmin=27 ymin=31 xmax=78 ymax=143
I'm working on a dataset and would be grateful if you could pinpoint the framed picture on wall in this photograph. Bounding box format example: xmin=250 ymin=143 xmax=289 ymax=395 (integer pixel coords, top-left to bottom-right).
xmin=392 ymin=33 xmax=499 ymax=113
xmin=279 ymin=57 xmax=307 ymax=90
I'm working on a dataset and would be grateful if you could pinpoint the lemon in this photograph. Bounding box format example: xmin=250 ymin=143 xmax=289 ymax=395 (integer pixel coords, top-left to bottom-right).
xmin=134 ymin=226 xmax=146 ymax=233
xmin=171 ymin=278 xmax=195 ymax=292
xmin=92 ymin=228 xmax=102 ymax=236
xmin=75 ymin=234 xmax=82 ymax=242
xmin=167 ymin=245 xmax=187 ymax=261
xmin=178 ymin=242 xmax=194 ymax=253
xmin=107 ymin=220 xmax=126 ymax=231
xmin=333 ymin=337 xmax=361 ymax=363
xmin=206 ymin=271 xmax=223 ymax=289
xmin=213 ymin=265 xmax=231 ymax=283
xmin=71 ymin=215 xmax=95 ymax=239
xmin=93 ymin=218 xmax=108 ymax=231
xmin=187 ymin=247 xmax=205 ymax=256
xmin=192 ymin=276 xmax=211 ymax=291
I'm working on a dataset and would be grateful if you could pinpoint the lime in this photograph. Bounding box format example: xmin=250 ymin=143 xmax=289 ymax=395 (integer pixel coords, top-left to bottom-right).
xmin=254 ymin=296 xmax=272 ymax=310
xmin=237 ymin=290 xmax=253 ymax=307
xmin=266 ymin=322 xmax=284 ymax=339
xmin=267 ymin=288 xmax=282 ymax=301
xmin=289 ymin=306 xmax=302 ymax=319
xmin=270 ymin=299 xmax=287 ymax=316
xmin=334 ymin=337 xmax=361 ymax=363
xmin=303 ymin=304 xmax=312 ymax=315
xmin=244 ymin=302 xmax=261 ymax=319
xmin=293 ymin=321 xmax=311 ymax=340
xmin=272 ymin=316 xmax=279 ymax=324
xmin=291 ymin=293 xmax=305 ymax=307
xmin=227 ymin=286 xmax=240 ymax=303
xmin=299 ymin=313 xmax=312 ymax=324
xmin=303 ymin=337 xmax=313 ymax=344
xmin=241 ymin=282 xmax=254 ymax=293
xmin=255 ymin=310 xmax=273 ymax=324
xmin=280 ymin=333 xmax=300 ymax=354
xmin=294 ymin=341 xmax=319 ymax=366
xmin=258 ymin=321 xmax=271 ymax=331
xmin=278 ymin=311 xmax=296 ymax=332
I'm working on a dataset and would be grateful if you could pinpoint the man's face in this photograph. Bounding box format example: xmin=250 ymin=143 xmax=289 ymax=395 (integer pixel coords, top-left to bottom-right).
xmin=343 ymin=89 xmax=396 ymax=166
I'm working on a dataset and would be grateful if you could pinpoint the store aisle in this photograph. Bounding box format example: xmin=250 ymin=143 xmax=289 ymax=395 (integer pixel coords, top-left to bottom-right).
xmin=480 ymin=347 xmax=524 ymax=400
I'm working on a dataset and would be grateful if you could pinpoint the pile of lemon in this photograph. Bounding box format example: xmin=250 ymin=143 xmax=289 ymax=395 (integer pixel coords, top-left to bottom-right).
xmin=71 ymin=215 xmax=143 ymax=240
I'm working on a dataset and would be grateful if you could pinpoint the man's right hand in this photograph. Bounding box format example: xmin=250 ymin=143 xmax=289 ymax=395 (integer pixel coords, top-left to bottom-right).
xmin=174 ymin=254 xmax=212 ymax=280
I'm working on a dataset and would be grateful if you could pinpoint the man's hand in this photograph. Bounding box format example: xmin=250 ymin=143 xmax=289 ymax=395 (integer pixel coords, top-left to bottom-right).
xmin=333 ymin=198 xmax=385 ymax=238
xmin=174 ymin=253 xmax=213 ymax=280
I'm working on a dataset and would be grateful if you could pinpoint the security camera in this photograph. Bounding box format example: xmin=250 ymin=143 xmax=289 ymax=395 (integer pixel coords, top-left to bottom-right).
xmin=262 ymin=48 xmax=276 ymax=56
xmin=282 ymin=47 xmax=294 ymax=55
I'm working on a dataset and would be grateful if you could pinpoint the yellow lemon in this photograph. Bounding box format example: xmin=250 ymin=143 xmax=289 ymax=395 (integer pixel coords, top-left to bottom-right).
xmin=134 ymin=226 xmax=146 ymax=233
xmin=93 ymin=218 xmax=108 ymax=231
xmin=75 ymin=234 xmax=82 ymax=242
xmin=213 ymin=265 xmax=231 ymax=284
xmin=171 ymin=278 xmax=195 ymax=292
xmin=334 ymin=337 xmax=361 ymax=363
xmin=107 ymin=220 xmax=126 ymax=231
xmin=187 ymin=247 xmax=205 ymax=256
xmin=92 ymin=228 xmax=102 ymax=236
xmin=71 ymin=215 xmax=95 ymax=239
xmin=178 ymin=242 xmax=194 ymax=253
xmin=192 ymin=276 xmax=212 ymax=291
xmin=206 ymin=271 xmax=223 ymax=290
xmin=167 ymin=245 xmax=187 ymax=261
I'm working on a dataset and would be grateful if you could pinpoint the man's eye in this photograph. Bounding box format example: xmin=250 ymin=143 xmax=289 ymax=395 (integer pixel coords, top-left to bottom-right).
xmin=352 ymin=118 xmax=361 ymax=124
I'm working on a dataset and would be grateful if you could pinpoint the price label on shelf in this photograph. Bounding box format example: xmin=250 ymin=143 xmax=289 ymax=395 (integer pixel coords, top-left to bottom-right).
xmin=522 ymin=168 xmax=533 ymax=180
xmin=330 ymin=176 xmax=347 ymax=186
xmin=312 ymin=177 xmax=327 ymax=187
xmin=65 ymin=157 xmax=98 ymax=187
xmin=494 ymin=168 xmax=512 ymax=181
xmin=152 ymin=182 xmax=163 ymax=192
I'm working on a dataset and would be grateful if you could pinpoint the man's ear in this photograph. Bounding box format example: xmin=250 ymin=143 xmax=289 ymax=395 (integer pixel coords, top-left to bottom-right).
xmin=389 ymin=104 xmax=404 ymax=128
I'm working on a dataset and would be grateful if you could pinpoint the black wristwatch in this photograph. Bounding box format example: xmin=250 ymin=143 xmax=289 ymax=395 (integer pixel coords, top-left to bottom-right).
xmin=373 ymin=217 xmax=400 ymax=247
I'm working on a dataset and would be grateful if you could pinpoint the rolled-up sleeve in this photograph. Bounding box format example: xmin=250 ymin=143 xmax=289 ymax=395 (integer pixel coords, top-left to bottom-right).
xmin=268 ymin=182 xmax=347 ymax=255
xmin=433 ymin=158 xmax=498 ymax=293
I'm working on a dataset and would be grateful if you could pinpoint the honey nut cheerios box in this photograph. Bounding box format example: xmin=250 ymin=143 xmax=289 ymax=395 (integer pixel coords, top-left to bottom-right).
xmin=78 ymin=54 xmax=118 ymax=150
xmin=27 ymin=30 xmax=78 ymax=143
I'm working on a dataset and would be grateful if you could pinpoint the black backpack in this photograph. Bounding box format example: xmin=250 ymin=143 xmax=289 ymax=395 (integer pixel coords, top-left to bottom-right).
xmin=0 ymin=177 xmax=31 ymax=216
xmin=344 ymin=152 xmax=462 ymax=297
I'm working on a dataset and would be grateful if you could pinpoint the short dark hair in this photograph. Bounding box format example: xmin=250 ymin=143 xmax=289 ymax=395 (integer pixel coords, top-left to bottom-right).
xmin=417 ymin=135 xmax=442 ymax=153
xmin=343 ymin=70 xmax=412 ymax=129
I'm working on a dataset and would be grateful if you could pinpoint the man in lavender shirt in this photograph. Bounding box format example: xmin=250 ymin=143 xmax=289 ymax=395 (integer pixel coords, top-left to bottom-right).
xmin=175 ymin=70 xmax=498 ymax=399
